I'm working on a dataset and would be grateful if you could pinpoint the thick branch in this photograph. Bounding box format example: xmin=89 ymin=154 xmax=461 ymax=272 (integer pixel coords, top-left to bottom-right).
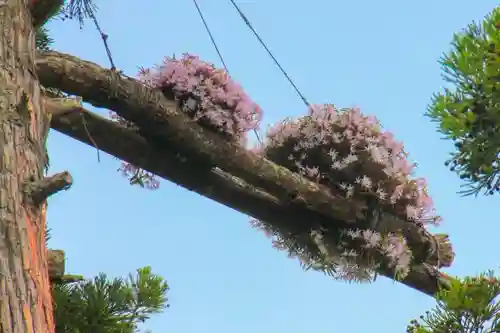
xmin=25 ymin=171 xmax=73 ymax=205
xmin=48 ymin=101 xmax=454 ymax=297
xmin=39 ymin=52 xmax=362 ymax=222
xmin=36 ymin=51 xmax=453 ymax=270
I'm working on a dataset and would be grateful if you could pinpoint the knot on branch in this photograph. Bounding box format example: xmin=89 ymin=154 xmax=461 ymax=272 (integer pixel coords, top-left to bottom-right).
xmin=24 ymin=171 xmax=73 ymax=205
xmin=434 ymin=234 xmax=454 ymax=268
xmin=419 ymin=226 xmax=454 ymax=268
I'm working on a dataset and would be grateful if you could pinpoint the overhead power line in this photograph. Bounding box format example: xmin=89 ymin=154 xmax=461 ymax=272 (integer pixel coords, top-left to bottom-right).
xmin=228 ymin=0 xmax=310 ymax=107
xmin=191 ymin=0 xmax=230 ymax=72
xmin=191 ymin=0 xmax=262 ymax=144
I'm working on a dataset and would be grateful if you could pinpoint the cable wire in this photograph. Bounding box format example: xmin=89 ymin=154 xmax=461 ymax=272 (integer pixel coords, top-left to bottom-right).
xmin=191 ymin=0 xmax=262 ymax=144
xmin=192 ymin=0 xmax=230 ymax=72
xmin=228 ymin=0 xmax=310 ymax=107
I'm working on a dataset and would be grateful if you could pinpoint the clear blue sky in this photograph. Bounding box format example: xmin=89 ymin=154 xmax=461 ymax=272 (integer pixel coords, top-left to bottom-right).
xmin=46 ymin=1 xmax=498 ymax=332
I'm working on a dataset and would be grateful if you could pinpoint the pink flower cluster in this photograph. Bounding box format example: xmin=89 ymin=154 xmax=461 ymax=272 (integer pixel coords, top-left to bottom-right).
xmin=111 ymin=52 xmax=264 ymax=188
xmin=345 ymin=229 xmax=412 ymax=278
xmin=258 ymin=104 xmax=440 ymax=225
xmin=251 ymin=217 xmax=413 ymax=281
xmin=249 ymin=104 xmax=443 ymax=280
xmin=138 ymin=53 xmax=263 ymax=143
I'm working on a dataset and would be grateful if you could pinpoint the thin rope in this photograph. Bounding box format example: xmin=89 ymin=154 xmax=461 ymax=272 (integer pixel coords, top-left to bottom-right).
xmin=191 ymin=0 xmax=262 ymax=144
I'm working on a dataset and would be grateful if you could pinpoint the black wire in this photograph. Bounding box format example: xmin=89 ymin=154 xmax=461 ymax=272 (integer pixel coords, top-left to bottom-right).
xmin=228 ymin=0 xmax=310 ymax=107
xmin=191 ymin=0 xmax=262 ymax=144
xmin=88 ymin=11 xmax=116 ymax=70
xmin=192 ymin=0 xmax=230 ymax=72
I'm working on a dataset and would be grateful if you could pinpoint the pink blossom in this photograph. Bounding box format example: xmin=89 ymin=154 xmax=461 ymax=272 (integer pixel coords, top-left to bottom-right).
xmin=137 ymin=53 xmax=263 ymax=143
xmin=251 ymin=104 xmax=443 ymax=282
xmin=111 ymin=52 xmax=265 ymax=189
xmin=258 ymin=104 xmax=440 ymax=225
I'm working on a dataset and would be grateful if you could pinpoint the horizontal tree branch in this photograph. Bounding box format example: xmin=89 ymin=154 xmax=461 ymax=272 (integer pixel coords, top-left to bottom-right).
xmin=47 ymin=99 xmax=454 ymax=297
xmin=24 ymin=171 xmax=73 ymax=205
xmin=36 ymin=51 xmax=454 ymax=271
xmin=38 ymin=52 xmax=363 ymax=222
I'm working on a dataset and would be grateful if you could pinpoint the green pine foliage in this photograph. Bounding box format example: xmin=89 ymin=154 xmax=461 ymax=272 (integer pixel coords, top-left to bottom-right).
xmin=36 ymin=26 xmax=54 ymax=51
xmin=426 ymin=7 xmax=500 ymax=196
xmin=60 ymin=0 xmax=98 ymax=25
xmin=407 ymin=271 xmax=500 ymax=333
xmin=52 ymin=266 xmax=169 ymax=333
xmin=47 ymin=228 xmax=169 ymax=333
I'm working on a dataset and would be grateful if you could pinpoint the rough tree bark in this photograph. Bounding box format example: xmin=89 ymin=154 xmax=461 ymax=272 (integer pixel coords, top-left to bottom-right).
xmin=0 ymin=2 xmax=71 ymax=333
xmin=44 ymin=82 xmax=453 ymax=296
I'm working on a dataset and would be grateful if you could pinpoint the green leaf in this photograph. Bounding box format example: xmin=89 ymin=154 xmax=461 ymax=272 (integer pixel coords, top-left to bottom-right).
xmin=425 ymin=6 xmax=500 ymax=196
xmin=53 ymin=267 xmax=169 ymax=333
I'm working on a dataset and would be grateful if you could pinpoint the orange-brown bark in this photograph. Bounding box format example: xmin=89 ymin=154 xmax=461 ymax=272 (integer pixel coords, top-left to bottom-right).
xmin=0 ymin=1 xmax=54 ymax=333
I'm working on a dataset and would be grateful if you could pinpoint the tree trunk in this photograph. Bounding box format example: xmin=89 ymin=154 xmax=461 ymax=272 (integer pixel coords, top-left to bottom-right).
xmin=0 ymin=1 xmax=55 ymax=333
